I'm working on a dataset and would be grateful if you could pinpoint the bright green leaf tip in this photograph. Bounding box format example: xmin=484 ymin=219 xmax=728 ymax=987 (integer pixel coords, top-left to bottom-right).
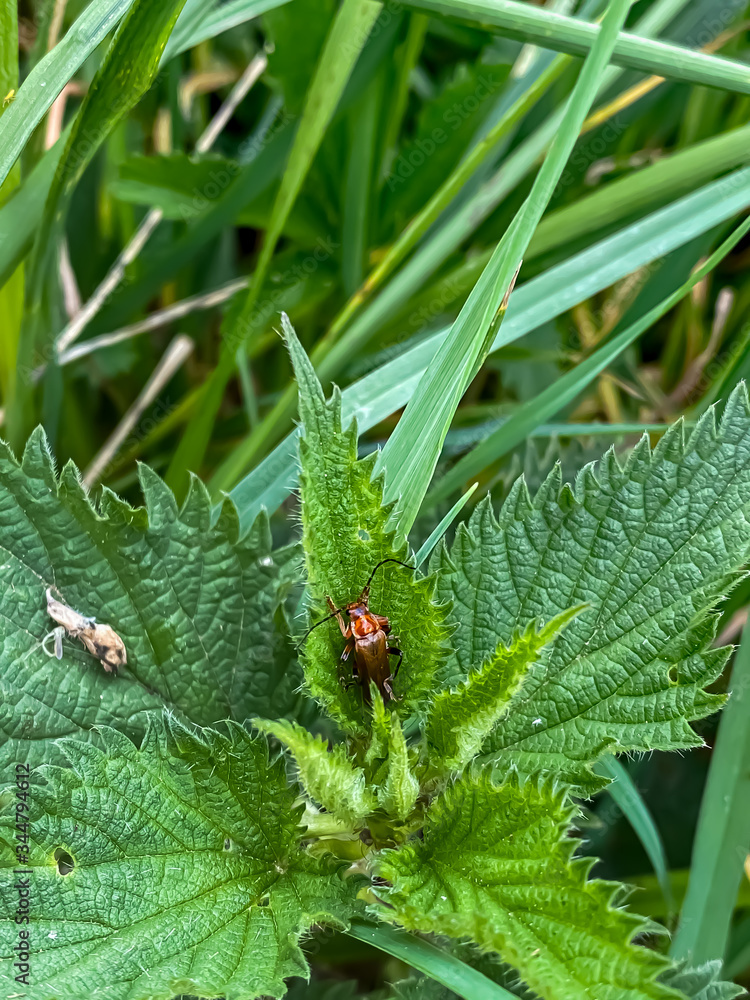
xmin=280 ymin=312 xmax=453 ymax=733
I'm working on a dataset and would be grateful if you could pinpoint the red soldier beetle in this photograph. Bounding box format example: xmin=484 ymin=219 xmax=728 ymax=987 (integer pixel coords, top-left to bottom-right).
xmin=298 ymin=559 xmax=415 ymax=704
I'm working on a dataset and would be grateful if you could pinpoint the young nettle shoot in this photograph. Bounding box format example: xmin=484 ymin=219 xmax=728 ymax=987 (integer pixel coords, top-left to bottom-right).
xmin=43 ymin=589 xmax=127 ymax=674
xmin=299 ymin=559 xmax=414 ymax=703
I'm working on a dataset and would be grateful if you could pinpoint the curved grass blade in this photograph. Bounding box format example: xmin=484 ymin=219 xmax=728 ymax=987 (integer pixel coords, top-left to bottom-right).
xmin=671 ymin=616 xmax=750 ymax=964
xmin=345 ymin=920 xmax=518 ymax=1000
xmin=163 ymin=0 xmax=291 ymax=60
xmin=425 ymin=211 xmax=750 ymax=506
xmin=404 ymin=0 xmax=750 ymax=94
xmin=209 ymin=0 xmax=702 ymax=492
xmin=228 ymin=165 xmax=750 ymax=527
xmin=596 ymin=756 xmax=674 ymax=916
xmin=376 ymin=0 xmax=647 ymax=540
xmin=0 ymin=0 xmax=136 ymax=190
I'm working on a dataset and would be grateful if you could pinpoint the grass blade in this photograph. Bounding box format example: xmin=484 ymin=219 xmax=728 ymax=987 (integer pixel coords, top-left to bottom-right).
xmin=425 ymin=212 xmax=750 ymax=506
xmin=209 ymin=0 xmax=699 ymax=491
xmin=0 ymin=0 xmax=136 ymax=190
xmin=671 ymin=615 xmax=750 ymax=964
xmin=0 ymin=0 xmax=23 ymax=407
xmin=166 ymin=0 xmax=384 ymax=495
xmin=345 ymin=920 xmax=518 ymax=1000
xmin=596 ymin=756 xmax=674 ymax=915
xmin=405 ymin=0 xmax=750 ymax=94
xmin=376 ymin=0 xmax=639 ymax=540
xmin=163 ymin=0 xmax=291 ymax=60
xmin=7 ymin=0 xmax=190 ymax=449
xmin=0 ymin=137 xmax=67 ymax=291
xmin=229 ymin=165 xmax=750 ymax=527
xmin=415 ymin=484 xmax=478 ymax=568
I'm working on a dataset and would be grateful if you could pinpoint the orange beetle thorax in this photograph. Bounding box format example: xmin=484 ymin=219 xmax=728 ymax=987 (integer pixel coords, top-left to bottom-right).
xmin=347 ymin=604 xmax=380 ymax=638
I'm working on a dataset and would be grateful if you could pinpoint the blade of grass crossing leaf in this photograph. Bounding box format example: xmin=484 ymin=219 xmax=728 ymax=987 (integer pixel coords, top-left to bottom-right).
xmin=425 ymin=211 xmax=750 ymax=505
xmin=345 ymin=920 xmax=519 ymax=1000
xmin=228 ymin=165 xmax=750 ymax=527
xmin=376 ymin=0 xmax=636 ymax=540
xmin=414 ymin=484 xmax=478 ymax=568
xmin=7 ymin=0 xmax=190 ymax=450
xmin=166 ymin=0 xmax=384 ymax=496
xmin=208 ymin=0 xmax=696 ymax=493
xmin=0 ymin=0 xmax=22 ymax=408
xmin=671 ymin=615 xmax=750 ymax=964
xmin=596 ymin=756 xmax=674 ymax=915
xmin=404 ymin=0 xmax=750 ymax=94
xmin=0 ymin=0 xmax=137 ymax=190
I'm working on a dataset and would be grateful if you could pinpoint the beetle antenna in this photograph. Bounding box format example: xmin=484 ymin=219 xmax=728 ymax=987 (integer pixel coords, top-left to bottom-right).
xmin=363 ymin=558 xmax=415 ymax=592
xmin=295 ymin=608 xmax=343 ymax=651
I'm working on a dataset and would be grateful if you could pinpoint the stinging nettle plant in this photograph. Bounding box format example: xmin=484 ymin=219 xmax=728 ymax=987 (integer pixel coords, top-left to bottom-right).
xmin=2 ymin=317 xmax=750 ymax=1000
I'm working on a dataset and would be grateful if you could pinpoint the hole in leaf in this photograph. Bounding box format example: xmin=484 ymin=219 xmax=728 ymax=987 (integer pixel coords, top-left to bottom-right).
xmin=358 ymin=529 xmax=370 ymax=541
xmin=54 ymin=848 xmax=75 ymax=876
xmin=224 ymin=838 xmax=232 ymax=851
xmin=668 ymin=665 xmax=678 ymax=684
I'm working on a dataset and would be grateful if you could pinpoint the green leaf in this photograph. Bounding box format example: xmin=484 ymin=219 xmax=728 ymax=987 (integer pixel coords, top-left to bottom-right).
xmin=671 ymin=614 xmax=750 ymax=964
xmin=433 ymin=384 xmax=750 ymax=789
xmin=163 ymin=0 xmax=291 ymax=60
xmin=253 ymin=718 xmax=377 ymax=825
xmin=426 ymin=211 xmax=750 ymax=507
xmin=370 ymin=696 xmax=419 ymax=821
xmin=285 ymin=315 xmax=451 ymax=732
xmin=377 ymin=772 xmax=676 ymax=1000
xmin=0 ymin=719 xmax=360 ymax=1000
xmin=424 ymin=606 xmax=583 ymax=775
xmin=405 ymin=0 xmax=750 ymax=95
xmin=0 ymin=428 xmax=302 ymax=772
xmin=0 ymin=138 xmax=64 ymax=291
xmin=0 ymin=0 xmax=136 ymax=190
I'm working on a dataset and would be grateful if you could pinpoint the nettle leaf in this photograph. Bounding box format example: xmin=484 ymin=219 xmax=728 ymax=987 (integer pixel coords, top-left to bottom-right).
xmin=424 ymin=606 xmax=583 ymax=775
xmin=285 ymin=315 xmax=451 ymax=732
xmin=434 ymin=386 xmax=750 ymax=788
xmin=253 ymin=717 xmax=377 ymax=825
xmin=377 ymin=772 xmax=677 ymax=1000
xmin=0 ymin=429 xmax=303 ymax=772
xmin=0 ymin=719 xmax=360 ymax=1000
xmin=370 ymin=694 xmax=419 ymax=821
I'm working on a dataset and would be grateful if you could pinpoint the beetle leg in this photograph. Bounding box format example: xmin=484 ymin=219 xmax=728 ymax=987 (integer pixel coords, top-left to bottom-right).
xmin=341 ymin=638 xmax=355 ymax=662
xmin=327 ymin=596 xmax=351 ymax=638
xmin=383 ymin=677 xmax=403 ymax=702
xmin=387 ymin=646 xmax=403 ymax=678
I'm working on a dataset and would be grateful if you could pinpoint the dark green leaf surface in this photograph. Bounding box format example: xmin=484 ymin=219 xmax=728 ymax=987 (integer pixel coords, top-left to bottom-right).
xmin=0 ymin=720 xmax=360 ymax=999
xmin=434 ymin=385 xmax=750 ymax=788
xmin=0 ymin=429 xmax=302 ymax=773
